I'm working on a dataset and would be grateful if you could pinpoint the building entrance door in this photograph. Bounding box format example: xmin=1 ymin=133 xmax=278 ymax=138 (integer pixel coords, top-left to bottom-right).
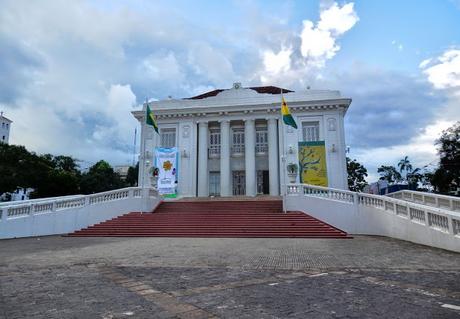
xmin=232 ymin=171 xmax=245 ymax=195
xmin=257 ymin=170 xmax=270 ymax=194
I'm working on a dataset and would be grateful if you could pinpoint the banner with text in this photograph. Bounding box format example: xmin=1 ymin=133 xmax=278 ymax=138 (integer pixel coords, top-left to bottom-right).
xmin=298 ymin=141 xmax=328 ymax=187
xmin=154 ymin=147 xmax=178 ymax=195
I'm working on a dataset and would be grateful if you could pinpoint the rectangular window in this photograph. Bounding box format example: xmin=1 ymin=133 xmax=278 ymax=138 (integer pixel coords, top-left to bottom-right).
xmin=231 ymin=128 xmax=245 ymax=155
xmin=160 ymin=128 xmax=176 ymax=148
xmin=209 ymin=128 xmax=221 ymax=157
xmin=255 ymin=126 xmax=268 ymax=154
xmin=302 ymin=121 xmax=320 ymax=142
xmin=209 ymin=172 xmax=220 ymax=196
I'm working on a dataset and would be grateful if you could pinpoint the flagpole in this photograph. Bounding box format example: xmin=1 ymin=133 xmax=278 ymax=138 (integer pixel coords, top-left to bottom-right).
xmin=141 ymin=97 xmax=148 ymax=213
xmin=281 ymin=89 xmax=287 ymax=213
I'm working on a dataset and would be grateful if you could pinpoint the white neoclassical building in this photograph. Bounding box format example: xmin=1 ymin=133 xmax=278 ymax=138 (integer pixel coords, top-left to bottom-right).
xmin=132 ymin=84 xmax=351 ymax=197
xmin=0 ymin=112 xmax=12 ymax=144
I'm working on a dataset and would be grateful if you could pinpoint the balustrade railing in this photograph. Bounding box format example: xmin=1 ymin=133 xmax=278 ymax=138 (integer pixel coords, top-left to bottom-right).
xmin=0 ymin=187 xmax=158 ymax=222
xmin=287 ymin=184 xmax=355 ymax=203
xmin=387 ymin=190 xmax=460 ymax=212
xmin=286 ymin=183 xmax=460 ymax=238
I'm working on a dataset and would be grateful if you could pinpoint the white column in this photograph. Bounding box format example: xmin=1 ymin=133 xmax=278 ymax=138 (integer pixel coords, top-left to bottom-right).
xmin=220 ymin=120 xmax=231 ymax=196
xmin=197 ymin=121 xmax=209 ymax=197
xmin=267 ymin=118 xmax=279 ymax=196
xmin=244 ymin=119 xmax=256 ymax=196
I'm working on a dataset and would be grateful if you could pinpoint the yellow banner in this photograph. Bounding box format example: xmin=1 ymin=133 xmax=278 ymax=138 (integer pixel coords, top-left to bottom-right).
xmin=298 ymin=141 xmax=328 ymax=187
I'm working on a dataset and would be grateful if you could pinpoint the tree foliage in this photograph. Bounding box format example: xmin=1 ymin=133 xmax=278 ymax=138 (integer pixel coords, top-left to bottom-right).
xmin=346 ymin=157 xmax=368 ymax=192
xmin=80 ymin=160 xmax=124 ymax=194
xmin=126 ymin=162 xmax=139 ymax=187
xmin=1 ymin=143 xmax=134 ymax=200
xmin=377 ymin=165 xmax=402 ymax=185
xmin=430 ymin=122 xmax=460 ymax=194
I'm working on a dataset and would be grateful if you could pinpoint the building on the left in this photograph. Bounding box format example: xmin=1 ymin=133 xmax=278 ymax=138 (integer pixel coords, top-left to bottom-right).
xmin=0 ymin=112 xmax=12 ymax=144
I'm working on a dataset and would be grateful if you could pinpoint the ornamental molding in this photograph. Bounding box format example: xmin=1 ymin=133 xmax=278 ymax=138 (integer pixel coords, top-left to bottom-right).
xmin=132 ymin=98 xmax=350 ymax=122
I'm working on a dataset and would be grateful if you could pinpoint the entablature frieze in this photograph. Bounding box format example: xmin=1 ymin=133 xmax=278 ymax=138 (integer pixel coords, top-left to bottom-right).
xmin=132 ymin=99 xmax=350 ymax=122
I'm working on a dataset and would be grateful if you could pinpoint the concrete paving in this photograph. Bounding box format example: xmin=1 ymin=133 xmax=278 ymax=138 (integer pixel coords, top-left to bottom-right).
xmin=0 ymin=235 xmax=459 ymax=318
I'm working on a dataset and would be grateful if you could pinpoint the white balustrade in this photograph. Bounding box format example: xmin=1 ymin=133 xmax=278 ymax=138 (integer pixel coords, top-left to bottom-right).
xmin=387 ymin=190 xmax=460 ymax=212
xmin=287 ymin=184 xmax=355 ymax=203
xmin=0 ymin=187 xmax=158 ymax=220
xmin=285 ymin=183 xmax=460 ymax=252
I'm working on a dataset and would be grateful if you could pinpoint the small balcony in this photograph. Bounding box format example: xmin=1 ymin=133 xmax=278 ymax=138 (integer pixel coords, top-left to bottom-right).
xmin=231 ymin=145 xmax=245 ymax=157
xmin=255 ymin=144 xmax=268 ymax=155
xmin=208 ymin=146 xmax=221 ymax=158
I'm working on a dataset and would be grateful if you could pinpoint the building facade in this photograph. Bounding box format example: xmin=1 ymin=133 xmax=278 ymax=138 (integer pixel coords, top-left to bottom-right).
xmin=0 ymin=112 xmax=12 ymax=144
xmin=132 ymin=84 xmax=351 ymax=197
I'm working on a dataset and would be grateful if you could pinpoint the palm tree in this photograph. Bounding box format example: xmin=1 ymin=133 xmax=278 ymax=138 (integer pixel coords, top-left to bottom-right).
xmin=398 ymin=156 xmax=413 ymax=181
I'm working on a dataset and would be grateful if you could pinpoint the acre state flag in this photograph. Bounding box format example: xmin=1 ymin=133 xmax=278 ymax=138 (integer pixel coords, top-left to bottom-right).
xmin=281 ymin=96 xmax=298 ymax=129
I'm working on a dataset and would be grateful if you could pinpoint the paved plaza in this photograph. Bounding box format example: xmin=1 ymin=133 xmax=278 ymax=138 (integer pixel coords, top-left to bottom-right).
xmin=1 ymin=235 xmax=459 ymax=318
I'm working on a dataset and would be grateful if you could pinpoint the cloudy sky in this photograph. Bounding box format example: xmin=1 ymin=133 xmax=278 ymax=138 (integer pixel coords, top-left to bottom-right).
xmin=1 ymin=0 xmax=459 ymax=179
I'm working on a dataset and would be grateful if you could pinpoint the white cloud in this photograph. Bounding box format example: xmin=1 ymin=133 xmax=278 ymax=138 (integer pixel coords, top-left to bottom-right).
xmin=263 ymin=47 xmax=292 ymax=74
xmin=421 ymin=49 xmax=460 ymax=91
xmin=187 ymin=42 xmax=236 ymax=86
xmin=300 ymin=2 xmax=358 ymax=66
xmin=260 ymin=2 xmax=358 ymax=84
xmin=141 ymin=52 xmax=185 ymax=84
xmin=317 ymin=3 xmax=359 ymax=35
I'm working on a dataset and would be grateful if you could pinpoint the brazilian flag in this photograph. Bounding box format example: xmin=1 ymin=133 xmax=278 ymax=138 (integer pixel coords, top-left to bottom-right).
xmin=281 ymin=96 xmax=298 ymax=129
xmin=146 ymin=104 xmax=159 ymax=134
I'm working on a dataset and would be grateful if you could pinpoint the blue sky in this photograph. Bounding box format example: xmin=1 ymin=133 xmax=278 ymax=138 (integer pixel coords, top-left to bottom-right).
xmin=1 ymin=0 xmax=459 ymax=179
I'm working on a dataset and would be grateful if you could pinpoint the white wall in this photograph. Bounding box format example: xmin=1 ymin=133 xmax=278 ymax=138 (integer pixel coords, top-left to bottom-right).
xmin=286 ymin=190 xmax=460 ymax=253
xmin=0 ymin=188 xmax=160 ymax=239
xmin=281 ymin=110 xmax=348 ymax=191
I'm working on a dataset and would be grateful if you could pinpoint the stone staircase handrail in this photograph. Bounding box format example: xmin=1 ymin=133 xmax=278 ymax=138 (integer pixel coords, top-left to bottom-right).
xmin=0 ymin=187 xmax=157 ymax=221
xmin=0 ymin=194 xmax=84 ymax=208
xmin=387 ymin=190 xmax=460 ymax=212
xmin=286 ymin=183 xmax=460 ymax=239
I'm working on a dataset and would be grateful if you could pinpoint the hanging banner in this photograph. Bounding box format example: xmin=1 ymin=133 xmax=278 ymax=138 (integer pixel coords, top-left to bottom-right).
xmin=154 ymin=147 xmax=178 ymax=196
xmin=298 ymin=141 xmax=328 ymax=187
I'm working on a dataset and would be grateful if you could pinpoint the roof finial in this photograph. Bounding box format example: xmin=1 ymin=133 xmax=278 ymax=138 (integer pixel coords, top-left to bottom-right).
xmin=233 ymin=82 xmax=242 ymax=89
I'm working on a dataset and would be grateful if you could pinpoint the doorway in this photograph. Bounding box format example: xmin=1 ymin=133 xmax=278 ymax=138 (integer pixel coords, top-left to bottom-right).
xmin=257 ymin=170 xmax=270 ymax=194
xmin=232 ymin=171 xmax=246 ymax=195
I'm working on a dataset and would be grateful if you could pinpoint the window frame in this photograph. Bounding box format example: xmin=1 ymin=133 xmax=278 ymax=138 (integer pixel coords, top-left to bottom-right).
xmin=255 ymin=125 xmax=268 ymax=155
xmin=298 ymin=116 xmax=323 ymax=142
xmin=231 ymin=126 xmax=245 ymax=156
xmin=208 ymin=127 xmax=221 ymax=158
xmin=159 ymin=127 xmax=177 ymax=148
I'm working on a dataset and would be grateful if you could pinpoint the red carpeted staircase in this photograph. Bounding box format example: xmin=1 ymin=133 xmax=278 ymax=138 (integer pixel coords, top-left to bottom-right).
xmin=68 ymin=199 xmax=351 ymax=238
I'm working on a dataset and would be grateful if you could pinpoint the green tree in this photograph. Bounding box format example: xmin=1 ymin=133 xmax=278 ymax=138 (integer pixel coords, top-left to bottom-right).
xmin=430 ymin=122 xmax=460 ymax=195
xmin=377 ymin=165 xmax=402 ymax=185
xmin=125 ymin=162 xmax=139 ymax=187
xmin=397 ymin=156 xmax=413 ymax=180
xmin=80 ymin=160 xmax=124 ymax=194
xmin=31 ymin=154 xmax=81 ymax=198
xmin=0 ymin=144 xmax=81 ymax=199
xmin=0 ymin=144 xmax=38 ymax=194
xmin=346 ymin=157 xmax=368 ymax=192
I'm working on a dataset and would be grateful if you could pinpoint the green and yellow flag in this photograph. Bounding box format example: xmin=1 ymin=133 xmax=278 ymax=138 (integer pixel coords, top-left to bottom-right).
xmin=281 ymin=96 xmax=298 ymax=129
xmin=146 ymin=104 xmax=159 ymax=134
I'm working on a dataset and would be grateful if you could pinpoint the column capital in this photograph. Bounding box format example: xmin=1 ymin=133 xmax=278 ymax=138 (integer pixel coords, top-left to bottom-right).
xmin=218 ymin=119 xmax=231 ymax=124
xmin=197 ymin=120 xmax=208 ymax=126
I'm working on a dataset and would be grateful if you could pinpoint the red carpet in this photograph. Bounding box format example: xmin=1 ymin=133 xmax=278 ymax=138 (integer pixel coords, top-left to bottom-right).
xmin=68 ymin=199 xmax=351 ymax=238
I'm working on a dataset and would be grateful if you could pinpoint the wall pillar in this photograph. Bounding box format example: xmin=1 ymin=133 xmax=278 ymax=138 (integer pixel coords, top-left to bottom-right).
xmin=220 ymin=120 xmax=231 ymax=196
xmin=267 ymin=118 xmax=279 ymax=196
xmin=197 ymin=121 xmax=209 ymax=197
xmin=244 ymin=119 xmax=256 ymax=196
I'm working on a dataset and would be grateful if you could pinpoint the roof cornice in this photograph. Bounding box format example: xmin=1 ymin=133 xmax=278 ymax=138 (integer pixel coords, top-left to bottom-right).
xmin=132 ymin=98 xmax=351 ymax=121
